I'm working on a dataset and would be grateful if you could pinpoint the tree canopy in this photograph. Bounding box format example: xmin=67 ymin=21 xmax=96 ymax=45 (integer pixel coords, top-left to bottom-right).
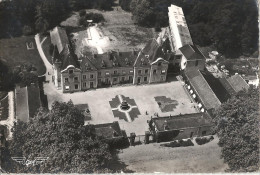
xmin=213 ymin=87 xmax=259 ymax=172
xmin=6 ymin=101 xmax=113 ymax=173
xmin=122 ymin=0 xmax=258 ymax=58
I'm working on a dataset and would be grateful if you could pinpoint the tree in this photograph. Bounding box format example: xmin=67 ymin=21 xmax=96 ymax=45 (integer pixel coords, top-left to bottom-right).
xmin=213 ymin=87 xmax=259 ymax=172
xmin=8 ymin=101 xmax=113 ymax=173
xmin=130 ymin=0 xmax=155 ymax=26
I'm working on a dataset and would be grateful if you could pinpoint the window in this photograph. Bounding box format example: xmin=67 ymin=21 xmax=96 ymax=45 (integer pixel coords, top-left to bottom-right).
xmin=65 ymin=86 xmax=69 ymax=90
xmin=83 ymin=82 xmax=86 ymax=88
xmin=75 ymin=84 xmax=79 ymax=89
xmin=113 ymin=77 xmax=117 ymax=82
xmin=153 ymin=70 xmax=157 ymax=74
xmin=161 ymin=70 xmax=166 ymax=74
xmin=90 ymin=82 xmax=94 ymax=88
xmin=69 ymin=69 xmax=73 ymax=74
xmin=98 ymin=72 xmax=101 ymax=76
xmin=105 ymin=72 xmax=110 ymax=76
xmin=74 ymin=77 xmax=78 ymax=82
xmin=195 ymin=60 xmax=199 ymax=66
xmin=105 ymin=78 xmax=109 ymax=84
xmin=158 ymin=62 xmax=162 ymax=66
xmin=202 ymin=131 xmax=207 ymax=136
xmin=145 ymin=69 xmax=148 ymax=74
xmin=129 ymin=76 xmax=133 ymax=81
xmin=83 ymin=75 xmax=86 ymax=79
xmin=129 ymin=70 xmax=133 ymax=73
xmin=161 ymin=76 xmax=164 ymax=81
xmin=122 ymin=71 xmax=126 ymax=74
xmin=121 ymin=77 xmax=125 ymax=81
xmin=90 ymin=74 xmax=94 ymax=79
xmin=98 ymin=79 xmax=101 ymax=84
xmin=144 ymin=77 xmax=147 ymax=82
xmin=114 ymin=70 xmax=118 ymax=74
xmin=138 ymin=70 xmax=142 ymax=74
xmin=65 ymin=78 xmax=69 ymax=82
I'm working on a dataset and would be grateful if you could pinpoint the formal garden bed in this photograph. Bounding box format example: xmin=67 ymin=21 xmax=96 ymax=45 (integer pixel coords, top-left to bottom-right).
xmin=112 ymin=109 xmax=127 ymax=121
xmin=154 ymin=96 xmax=178 ymax=112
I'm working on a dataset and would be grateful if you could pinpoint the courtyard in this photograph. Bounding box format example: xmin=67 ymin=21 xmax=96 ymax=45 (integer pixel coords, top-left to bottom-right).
xmin=44 ymin=80 xmax=198 ymax=136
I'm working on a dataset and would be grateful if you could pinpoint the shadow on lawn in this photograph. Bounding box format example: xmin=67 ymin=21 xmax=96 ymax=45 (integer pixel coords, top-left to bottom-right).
xmin=108 ymin=150 xmax=135 ymax=173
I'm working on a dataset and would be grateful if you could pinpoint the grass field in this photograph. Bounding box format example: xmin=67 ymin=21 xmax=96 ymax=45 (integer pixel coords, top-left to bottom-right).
xmin=0 ymin=36 xmax=46 ymax=75
xmin=115 ymin=136 xmax=228 ymax=173
xmin=61 ymin=7 xmax=157 ymax=55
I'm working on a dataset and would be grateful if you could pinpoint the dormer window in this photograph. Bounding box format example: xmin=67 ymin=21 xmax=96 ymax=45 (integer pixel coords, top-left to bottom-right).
xmin=125 ymin=58 xmax=129 ymax=65
xmin=101 ymin=60 xmax=106 ymax=68
xmin=69 ymin=69 xmax=73 ymax=74
xmin=158 ymin=62 xmax=162 ymax=66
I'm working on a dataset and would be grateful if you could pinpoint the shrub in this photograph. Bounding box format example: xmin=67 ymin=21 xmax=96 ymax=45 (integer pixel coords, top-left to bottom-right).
xmin=161 ymin=139 xmax=194 ymax=148
xmin=79 ymin=10 xmax=86 ymax=17
xmin=195 ymin=136 xmax=214 ymax=145
xmin=85 ymin=13 xmax=105 ymax=23
xmin=22 ymin=25 xmax=34 ymax=36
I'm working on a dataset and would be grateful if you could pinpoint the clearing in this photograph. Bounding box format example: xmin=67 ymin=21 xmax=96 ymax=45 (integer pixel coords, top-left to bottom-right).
xmin=115 ymin=136 xmax=228 ymax=173
xmin=0 ymin=36 xmax=46 ymax=75
xmin=61 ymin=8 xmax=157 ymax=56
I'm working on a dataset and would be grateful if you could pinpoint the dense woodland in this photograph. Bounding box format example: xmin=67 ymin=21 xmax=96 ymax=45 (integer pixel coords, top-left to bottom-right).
xmin=0 ymin=0 xmax=258 ymax=57
xmin=1 ymin=101 xmax=115 ymax=173
xmin=213 ymin=87 xmax=259 ymax=172
xmin=120 ymin=0 xmax=258 ymax=57
xmin=0 ymin=0 xmax=114 ymax=36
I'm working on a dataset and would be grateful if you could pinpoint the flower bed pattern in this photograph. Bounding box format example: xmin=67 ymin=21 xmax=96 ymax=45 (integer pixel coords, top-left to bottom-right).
xmin=154 ymin=96 xmax=178 ymax=112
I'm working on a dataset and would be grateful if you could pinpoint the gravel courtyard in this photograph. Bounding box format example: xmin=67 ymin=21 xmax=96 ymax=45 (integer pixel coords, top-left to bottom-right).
xmin=44 ymin=81 xmax=198 ymax=136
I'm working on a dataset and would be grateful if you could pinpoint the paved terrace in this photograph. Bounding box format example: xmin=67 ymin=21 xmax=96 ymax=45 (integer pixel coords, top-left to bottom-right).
xmin=44 ymin=81 xmax=197 ymax=136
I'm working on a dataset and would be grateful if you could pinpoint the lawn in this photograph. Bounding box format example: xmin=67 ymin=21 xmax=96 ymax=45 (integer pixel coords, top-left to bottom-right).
xmin=61 ymin=7 xmax=157 ymax=55
xmin=0 ymin=36 xmax=46 ymax=75
xmin=116 ymin=136 xmax=228 ymax=173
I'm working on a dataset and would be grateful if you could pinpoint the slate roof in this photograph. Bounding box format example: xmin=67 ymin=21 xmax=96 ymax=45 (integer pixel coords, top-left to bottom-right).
xmin=134 ymin=39 xmax=166 ymax=67
xmin=152 ymin=112 xmax=213 ymax=132
xmin=226 ymin=74 xmax=249 ymax=93
xmin=201 ymin=71 xmax=231 ymax=103
xmin=50 ymin=27 xmax=69 ymax=53
xmin=93 ymin=121 xmax=123 ymax=139
xmin=219 ymin=77 xmax=237 ymax=95
xmin=15 ymin=85 xmax=41 ymax=122
xmin=185 ymin=69 xmax=221 ymax=110
xmin=60 ymin=44 xmax=80 ymax=71
xmin=179 ymin=44 xmax=206 ymax=60
xmin=85 ymin=51 xmax=138 ymax=70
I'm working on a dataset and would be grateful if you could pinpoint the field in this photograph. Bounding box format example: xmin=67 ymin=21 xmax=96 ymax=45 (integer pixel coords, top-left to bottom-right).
xmin=61 ymin=7 xmax=157 ymax=55
xmin=44 ymin=80 xmax=198 ymax=136
xmin=113 ymin=136 xmax=228 ymax=173
xmin=0 ymin=36 xmax=46 ymax=75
